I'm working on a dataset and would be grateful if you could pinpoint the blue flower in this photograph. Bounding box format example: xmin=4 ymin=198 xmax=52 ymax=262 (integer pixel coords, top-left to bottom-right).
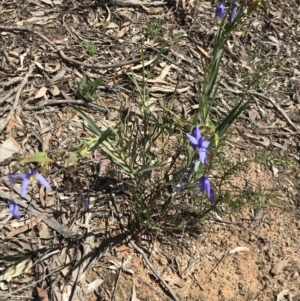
xmin=199 ymin=176 xmax=215 ymax=204
xmin=186 ymin=126 xmax=210 ymax=164
xmin=8 ymin=170 xmax=51 ymax=198
xmin=228 ymin=2 xmax=238 ymax=24
xmin=215 ymin=3 xmax=225 ymax=19
xmin=76 ymin=195 xmax=89 ymax=209
xmin=8 ymin=200 xmax=20 ymax=219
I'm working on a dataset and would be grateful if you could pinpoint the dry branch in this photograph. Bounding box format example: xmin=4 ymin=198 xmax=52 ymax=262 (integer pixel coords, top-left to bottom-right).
xmin=103 ymin=0 xmax=166 ymax=6
xmin=0 ymin=26 xmax=149 ymax=70
xmin=110 ymin=195 xmax=179 ymax=301
xmin=0 ymin=63 xmax=34 ymax=133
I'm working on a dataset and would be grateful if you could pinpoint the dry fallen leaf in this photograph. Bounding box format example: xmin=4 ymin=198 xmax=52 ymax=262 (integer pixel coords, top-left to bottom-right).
xmin=149 ymin=85 xmax=190 ymax=93
xmin=0 ymin=137 xmax=23 ymax=163
xmin=36 ymin=287 xmax=49 ymax=301
xmin=196 ymin=45 xmax=210 ymax=58
xmin=229 ymin=246 xmax=250 ymax=254
xmin=276 ymin=289 xmax=290 ymax=301
xmin=24 ymin=14 xmax=59 ymax=24
xmin=34 ymin=86 xmax=48 ymax=99
xmin=140 ymin=4 xmax=164 ymax=14
xmin=0 ymin=256 xmax=31 ymax=282
xmin=6 ymin=115 xmax=17 ymax=133
xmin=40 ymin=0 xmax=53 ymax=5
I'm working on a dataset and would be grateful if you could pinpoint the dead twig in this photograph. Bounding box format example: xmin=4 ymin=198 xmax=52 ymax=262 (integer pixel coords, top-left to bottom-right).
xmin=0 ymin=188 xmax=78 ymax=238
xmin=111 ymin=256 xmax=130 ymax=301
xmin=107 ymin=0 xmax=166 ymax=6
xmin=220 ymin=82 xmax=299 ymax=131
xmin=24 ymin=99 xmax=108 ymax=112
xmin=213 ymin=218 xmax=269 ymax=243
xmin=110 ymin=195 xmax=179 ymax=301
xmin=0 ymin=26 xmax=149 ymax=70
xmin=0 ymin=63 xmax=34 ymax=133
xmin=6 ymin=209 xmax=50 ymax=238
xmin=250 ymin=91 xmax=299 ymax=131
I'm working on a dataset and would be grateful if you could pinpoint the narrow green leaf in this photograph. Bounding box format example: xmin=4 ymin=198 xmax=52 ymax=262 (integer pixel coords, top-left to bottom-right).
xmin=148 ymin=46 xmax=164 ymax=79
xmin=215 ymin=100 xmax=249 ymax=139
xmin=19 ymin=152 xmax=54 ymax=164
xmin=66 ymin=152 xmax=78 ymax=164
xmin=73 ymin=107 xmax=103 ymax=138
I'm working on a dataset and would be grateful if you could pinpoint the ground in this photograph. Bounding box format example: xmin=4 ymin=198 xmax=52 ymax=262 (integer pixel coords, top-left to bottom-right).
xmin=0 ymin=0 xmax=300 ymax=301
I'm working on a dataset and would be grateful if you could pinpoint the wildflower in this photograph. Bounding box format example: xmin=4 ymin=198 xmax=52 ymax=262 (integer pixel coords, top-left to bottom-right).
xmin=8 ymin=170 xmax=51 ymax=198
xmin=8 ymin=200 xmax=20 ymax=219
xmin=186 ymin=126 xmax=210 ymax=164
xmin=215 ymin=3 xmax=225 ymax=19
xmin=228 ymin=2 xmax=238 ymax=24
xmin=199 ymin=176 xmax=215 ymax=204
xmin=76 ymin=195 xmax=89 ymax=209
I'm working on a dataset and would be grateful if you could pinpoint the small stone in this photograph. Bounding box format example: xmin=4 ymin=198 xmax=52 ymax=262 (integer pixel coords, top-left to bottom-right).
xmin=270 ymin=260 xmax=289 ymax=276
xmin=160 ymin=257 xmax=168 ymax=265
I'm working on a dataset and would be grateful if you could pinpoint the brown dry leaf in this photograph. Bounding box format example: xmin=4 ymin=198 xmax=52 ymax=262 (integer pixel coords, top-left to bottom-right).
xmin=154 ymin=65 xmax=171 ymax=81
xmin=34 ymin=87 xmax=47 ymax=99
xmin=0 ymin=137 xmax=23 ymax=163
xmin=149 ymin=78 xmax=169 ymax=84
xmin=132 ymin=58 xmax=156 ymax=69
xmin=6 ymin=115 xmax=17 ymax=133
xmin=162 ymin=272 xmax=184 ymax=288
xmin=140 ymin=4 xmax=164 ymax=14
xmin=39 ymin=185 xmax=46 ymax=207
xmin=55 ymin=127 xmax=62 ymax=138
xmin=40 ymin=0 xmax=53 ymax=5
xmin=229 ymin=246 xmax=250 ymax=254
xmin=6 ymin=210 xmax=50 ymax=238
xmin=36 ymin=287 xmax=49 ymax=301
xmin=24 ymin=14 xmax=59 ymax=24
xmin=276 ymin=289 xmax=290 ymax=301
xmin=242 ymin=133 xmax=270 ymax=147
xmin=131 ymin=284 xmax=141 ymax=301
xmin=45 ymin=61 xmax=61 ymax=73
xmin=49 ymin=85 xmax=60 ymax=96
xmin=51 ymin=39 xmax=67 ymax=45
xmin=86 ymin=278 xmax=104 ymax=294
xmin=105 ymin=22 xmax=119 ymax=29
xmin=42 ymin=132 xmax=52 ymax=152
xmin=117 ymin=26 xmax=129 ymax=38
xmin=50 ymin=69 xmax=66 ymax=83
xmin=196 ymin=45 xmax=210 ymax=58
xmin=38 ymin=222 xmax=51 ymax=239
xmin=149 ymin=85 xmax=190 ymax=93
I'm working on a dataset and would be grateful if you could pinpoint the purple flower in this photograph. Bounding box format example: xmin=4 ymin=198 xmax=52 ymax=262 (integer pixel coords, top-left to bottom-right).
xmin=215 ymin=3 xmax=225 ymax=19
xmin=199 ymin=176 xmax=215 ymax=204
xmin=8 ymin=170 xmax=51 ymax=198
xmin=76 ymin=195 xmax=89 ymax=209
xmin=228 ymin=2 xmax=238 ymax=24
xmin=186 ymin=126 xmax=210 ymax=164
xmin=8 ymin=200 xmax=20 ymax=219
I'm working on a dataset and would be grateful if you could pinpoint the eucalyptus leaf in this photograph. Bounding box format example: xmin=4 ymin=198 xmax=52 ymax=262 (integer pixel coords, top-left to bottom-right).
xmin=0 ymin=256 xmax=31 ymax=282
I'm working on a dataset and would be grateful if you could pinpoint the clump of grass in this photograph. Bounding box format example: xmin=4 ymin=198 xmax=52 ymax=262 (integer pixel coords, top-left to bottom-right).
xmin=83 ymin=40 xmax=96 ymax=56
xmin=76 ymin=75 xmax=102 ymax=102
xmin=240 ymin=45 xmax=282 ymax=91
xmin=145 ymin=18 xmax=165 ymax=41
